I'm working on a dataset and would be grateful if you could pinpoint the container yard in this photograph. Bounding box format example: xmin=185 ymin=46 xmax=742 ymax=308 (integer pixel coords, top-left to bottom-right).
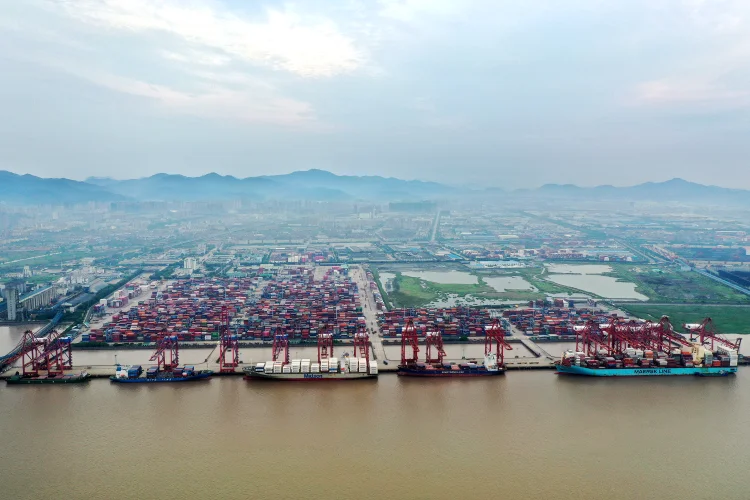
xmin=378 ymin=306 xmax=495 ymax=339
xmin=502 ymin=305 xmax=615 ymax=340
xmin=85 ymin=266 xmax=365 ymax=344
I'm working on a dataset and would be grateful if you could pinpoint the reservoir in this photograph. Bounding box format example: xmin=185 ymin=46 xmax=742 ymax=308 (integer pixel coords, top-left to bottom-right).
xmin=544 ymin=264 xmax=648 ymax=300
xmin=2 ymin=371 xmax=750 ymax=499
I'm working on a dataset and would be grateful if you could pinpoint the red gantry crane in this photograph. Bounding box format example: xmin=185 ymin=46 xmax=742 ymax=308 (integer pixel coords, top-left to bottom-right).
xmin=424 ymin=325 xmax=446 ymax=364
xmin=272 ymin=328 xmax=290 ymax=364
xmin=217 ymin=306 xmax=239 ymax=373
xmin=353 ymin=326 xmax=370 ymax=371
xmin=317 ymin=330 xmax=334 ymax=364
xmin=485 ymin=319 xmax=512 ymax=367
xmin=684 ymin=317 xmax=741 ymax=352
xmin=400 ymin=319 xmax=420 ymax=366
xmin=150 ymin=333 xmax=180 ymax=371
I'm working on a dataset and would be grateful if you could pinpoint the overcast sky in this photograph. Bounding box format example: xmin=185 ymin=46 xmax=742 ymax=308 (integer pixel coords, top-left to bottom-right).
xmin=1 ymin=0 xmax=749 ymax=188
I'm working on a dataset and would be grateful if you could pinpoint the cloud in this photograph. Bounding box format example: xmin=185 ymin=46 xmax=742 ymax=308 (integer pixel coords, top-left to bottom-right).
xmin=378 ymin=0 xmax=462 ymax=22
xmin=72 ymin=70 xmax=321 ymax=127
xmin=54 ymin=0 xmax=366 ymax=77
xmin=634 ymin=80 xmax=750 ymax=106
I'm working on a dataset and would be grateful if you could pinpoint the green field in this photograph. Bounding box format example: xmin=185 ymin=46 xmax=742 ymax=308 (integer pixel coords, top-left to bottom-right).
xmin=621 ymin=305 xmax=750 ymax=334
xmin=606 ymin=264 xmax=750 ymax=304
xmin=386 ymin=271 xmax=547 ymax=308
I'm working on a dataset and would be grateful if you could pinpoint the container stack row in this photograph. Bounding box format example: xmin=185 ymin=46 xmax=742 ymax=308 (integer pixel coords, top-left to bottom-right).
xmin=379 ymin=307 xmax=494 ymax=338
xmin=86 ymin=276 xmax=263 ymax=343
xmin=245 ymin=267 xmax=364 ymax=339
xmin=503 ymin=307 xmax=614 ymax=338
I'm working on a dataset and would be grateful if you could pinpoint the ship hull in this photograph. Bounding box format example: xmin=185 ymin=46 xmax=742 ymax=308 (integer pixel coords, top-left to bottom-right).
xmin=556 ymin=364 xmax=736 ymax=377
xmin=397 ymin=366 xmax=505 ymax=377
xmin=6 ymin=373 xmax=91 ymax=385
xmin=110 ymin=370 xmax=213 ymax=383
xmin=244 ymin=371 xmax=377 ymax=381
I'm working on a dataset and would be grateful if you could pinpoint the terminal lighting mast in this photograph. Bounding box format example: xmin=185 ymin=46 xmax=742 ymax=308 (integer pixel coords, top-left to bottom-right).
xmin=400 ymin=319 xmax=420 ymax=366
xmin=218 ymin=306 xmax=239 ymax=373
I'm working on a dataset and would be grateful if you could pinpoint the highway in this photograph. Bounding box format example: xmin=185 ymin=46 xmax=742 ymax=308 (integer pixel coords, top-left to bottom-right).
xmin=350 ymin=265 xmax=388 ymax=363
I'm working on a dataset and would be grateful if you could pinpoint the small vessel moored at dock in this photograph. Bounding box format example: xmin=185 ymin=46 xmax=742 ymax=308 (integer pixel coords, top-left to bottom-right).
xmin=110 ymin=333 xmax=213 ymax=383
xmin=6 ymin=371 xmax=91 ymax=385
xmin=110 ymin=364 xmax=213 ymax=383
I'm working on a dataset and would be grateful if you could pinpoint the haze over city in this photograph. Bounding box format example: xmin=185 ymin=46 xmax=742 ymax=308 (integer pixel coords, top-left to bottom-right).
xmin=2 ymin=0 xmax=750 ymax=188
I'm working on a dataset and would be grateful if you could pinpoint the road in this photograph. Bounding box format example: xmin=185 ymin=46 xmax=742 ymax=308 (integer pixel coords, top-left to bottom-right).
xmin=429 ymin=211 xmax=441 ymax=243
xmin=694 ymin=268 xmax=750 ymax=297
xmin=350 ymin=265 xmax=388 ymax=362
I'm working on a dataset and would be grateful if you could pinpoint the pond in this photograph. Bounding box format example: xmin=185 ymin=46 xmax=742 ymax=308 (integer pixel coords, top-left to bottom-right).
xmin=483 ymin=276 xmax=536 ymax=292
xmin=545 ymin=274 xmax=648 ymax=300
xmin=545 ymin=264 xmax=613 ymax=275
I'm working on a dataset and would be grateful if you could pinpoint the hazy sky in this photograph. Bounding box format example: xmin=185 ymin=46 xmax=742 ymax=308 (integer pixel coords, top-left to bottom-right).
xmin=1 ymin=1 xmax=749 ymax=188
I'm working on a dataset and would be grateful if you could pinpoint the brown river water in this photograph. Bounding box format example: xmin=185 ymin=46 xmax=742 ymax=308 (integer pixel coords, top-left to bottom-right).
xmin=2 ymin=368 xmax=750 ymax=499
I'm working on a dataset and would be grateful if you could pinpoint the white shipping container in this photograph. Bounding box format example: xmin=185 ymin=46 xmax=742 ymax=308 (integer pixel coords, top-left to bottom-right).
xmin=369 ymin=361 xmax=378 ymax=375
xmin=311 ymin=364 xmax=320 ymax=373
xmin=358 ymin=364 xmax=367 ymax=373
xmin=282 ymin=365 xmax=291 ymax=374
xmin=349 ymin=358 xmax=360 ymax=371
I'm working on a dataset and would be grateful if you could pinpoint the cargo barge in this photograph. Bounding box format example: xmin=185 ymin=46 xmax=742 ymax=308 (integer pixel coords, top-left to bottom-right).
xmin=110 ymin=364 xmax=213 ymax=383
xmin=6 ymin=372 xmax=91 ymax=385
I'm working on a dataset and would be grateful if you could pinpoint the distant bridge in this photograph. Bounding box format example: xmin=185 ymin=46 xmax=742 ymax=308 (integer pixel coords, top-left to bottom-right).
xmin=0 ymin=310 xmax=63 ymax=369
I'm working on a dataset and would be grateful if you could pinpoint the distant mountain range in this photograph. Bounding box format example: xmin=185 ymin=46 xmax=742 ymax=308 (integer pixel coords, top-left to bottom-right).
xmin=1 ymin=169 xmax=748 ymax=206
xmin=85 ymin=169 xmax=454 ymax=202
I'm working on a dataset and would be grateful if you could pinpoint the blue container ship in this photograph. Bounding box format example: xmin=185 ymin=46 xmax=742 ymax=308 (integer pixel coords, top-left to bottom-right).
xmin=110 ymin=364 xmax=213 ymax=383
xmin=557 ymin=345 xmax=738 ymax=377
xmin=556 ymin=364 xmax=736 ymax=377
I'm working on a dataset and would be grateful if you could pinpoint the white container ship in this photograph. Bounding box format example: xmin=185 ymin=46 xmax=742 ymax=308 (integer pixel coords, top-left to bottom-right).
xmin=243 ymin=330 xmax=378 ymax=381
xmin=244 ymin=356 xmax=378 ymax=381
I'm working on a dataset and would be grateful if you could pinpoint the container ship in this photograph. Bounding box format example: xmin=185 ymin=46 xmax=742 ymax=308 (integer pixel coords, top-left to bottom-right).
xmin=110 ymin=364 xmax=213 ymax=383
xmin=556 ymin=316 xmax=739 ymax=377
xmin=110 ymin=334 xmax=212 ymax=383
xmin=396 ymin=319 xmax=510 ymax=378
xmin=244 ymin=330 xmax=378 ymax=381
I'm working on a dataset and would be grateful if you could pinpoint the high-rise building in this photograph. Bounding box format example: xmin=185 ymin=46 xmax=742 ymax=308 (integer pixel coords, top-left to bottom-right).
xmin=6 ymin=287 xmax=19 ymax=321
xmin=184 ymin=257 xmax=197 ymax=271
